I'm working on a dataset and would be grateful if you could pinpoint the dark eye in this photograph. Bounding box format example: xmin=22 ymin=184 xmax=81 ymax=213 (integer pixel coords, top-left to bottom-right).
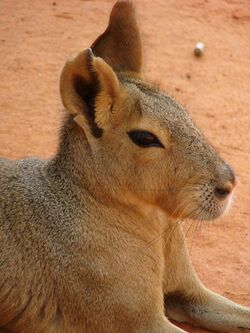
xmin=127 ymin=130 xmax=164 ymax=148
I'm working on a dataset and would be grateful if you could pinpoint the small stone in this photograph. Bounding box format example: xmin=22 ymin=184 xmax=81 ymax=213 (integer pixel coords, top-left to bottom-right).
xmin=194 ymin=42 xmax=205 ymax=57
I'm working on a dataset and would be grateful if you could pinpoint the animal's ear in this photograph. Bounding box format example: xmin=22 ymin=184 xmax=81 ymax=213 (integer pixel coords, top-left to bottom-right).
xmin=91 ymin=0 xmax=143 ymax=74
xmin=60 ymin=48 xmax=120 ymax=137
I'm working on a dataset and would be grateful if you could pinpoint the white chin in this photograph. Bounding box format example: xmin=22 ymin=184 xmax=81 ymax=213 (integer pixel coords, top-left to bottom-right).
xmin=223 ymin=192 xmax=234 ymax=215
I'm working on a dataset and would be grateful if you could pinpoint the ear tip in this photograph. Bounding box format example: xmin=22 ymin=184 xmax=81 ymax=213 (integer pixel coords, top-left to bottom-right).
xmin=73 ymin=49 xmax=94 ymax=69
xmin=67 ymin=48 xmax=93 ymax=65
xmin=111 ymin=0 xmax=136 ymax=17
xmin=113 ymin=0 xmax=135 ymax=8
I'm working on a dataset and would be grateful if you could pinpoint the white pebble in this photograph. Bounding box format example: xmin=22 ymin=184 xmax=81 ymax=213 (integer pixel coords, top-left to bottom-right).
xmin=194 ymin=42 xmax=205 ymax=57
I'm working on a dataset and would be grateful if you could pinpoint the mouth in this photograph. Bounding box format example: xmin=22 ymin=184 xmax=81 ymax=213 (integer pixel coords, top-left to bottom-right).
xmin=166 ymin=187 xmax=234 ymax=222
xmin=185 ymin=190 xmax=234 ymax=221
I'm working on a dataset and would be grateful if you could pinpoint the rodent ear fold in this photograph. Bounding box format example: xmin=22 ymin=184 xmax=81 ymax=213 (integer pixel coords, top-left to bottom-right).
xmin=60 ymin=48 xmax=120 ymax=137
xmin=91 ymin=0 xmax=143 ymax=74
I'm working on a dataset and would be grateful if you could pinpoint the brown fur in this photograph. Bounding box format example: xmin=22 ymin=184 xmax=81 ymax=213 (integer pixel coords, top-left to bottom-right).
xmin=0 ymin=1 xmax=249 ymax=332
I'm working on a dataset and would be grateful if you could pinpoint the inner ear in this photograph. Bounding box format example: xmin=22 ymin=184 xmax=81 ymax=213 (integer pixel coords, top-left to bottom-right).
xmin=73 ymin=74 xmax=103 ymax=138
xmin=91 ymin=0 xmax=143 ymax=74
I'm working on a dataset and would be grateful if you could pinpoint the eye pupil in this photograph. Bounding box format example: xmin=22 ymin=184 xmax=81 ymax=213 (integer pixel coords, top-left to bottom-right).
xmin=127 ymin=130 xmax=164 ymax=148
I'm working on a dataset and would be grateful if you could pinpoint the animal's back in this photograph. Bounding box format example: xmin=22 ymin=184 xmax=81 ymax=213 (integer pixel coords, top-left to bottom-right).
xmin=1 ymin=157 xmax=46 ymax=230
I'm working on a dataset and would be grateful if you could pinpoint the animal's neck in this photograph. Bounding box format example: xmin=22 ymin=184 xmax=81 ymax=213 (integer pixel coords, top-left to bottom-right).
xmin=47 ymin=115 xmax=93 ymax=194
xmin=47 ymin=116 xmax=131 ymax=209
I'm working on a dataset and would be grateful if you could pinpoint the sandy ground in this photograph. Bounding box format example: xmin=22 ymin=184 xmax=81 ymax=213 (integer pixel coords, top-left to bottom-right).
xmin=0 ymin=0 xmax=249 ymax=332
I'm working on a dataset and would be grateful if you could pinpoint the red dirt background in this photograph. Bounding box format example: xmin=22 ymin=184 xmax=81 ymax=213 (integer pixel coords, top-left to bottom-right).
xmin=0 ymin=0 xmax=249 ymax=332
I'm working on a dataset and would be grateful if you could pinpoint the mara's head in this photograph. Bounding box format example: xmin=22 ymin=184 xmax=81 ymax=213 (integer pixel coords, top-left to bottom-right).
xmin=60 ymin=1 xmax=235 ymax=221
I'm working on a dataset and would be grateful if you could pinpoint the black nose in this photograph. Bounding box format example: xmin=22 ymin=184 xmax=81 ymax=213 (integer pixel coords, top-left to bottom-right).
xmin=214 ymin=181 xmax=234 ymax=199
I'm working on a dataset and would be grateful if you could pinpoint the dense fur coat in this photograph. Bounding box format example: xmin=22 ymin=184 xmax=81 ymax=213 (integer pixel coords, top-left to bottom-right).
xmin=0 ymin=1 xmax=249 ymax=332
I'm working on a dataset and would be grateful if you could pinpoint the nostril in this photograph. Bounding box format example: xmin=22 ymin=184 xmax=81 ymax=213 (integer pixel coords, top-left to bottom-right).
xmin=214 ymin=187 xmax=230 ymax=199
xmin=214 ymin=182 xmax=234 ymax=199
